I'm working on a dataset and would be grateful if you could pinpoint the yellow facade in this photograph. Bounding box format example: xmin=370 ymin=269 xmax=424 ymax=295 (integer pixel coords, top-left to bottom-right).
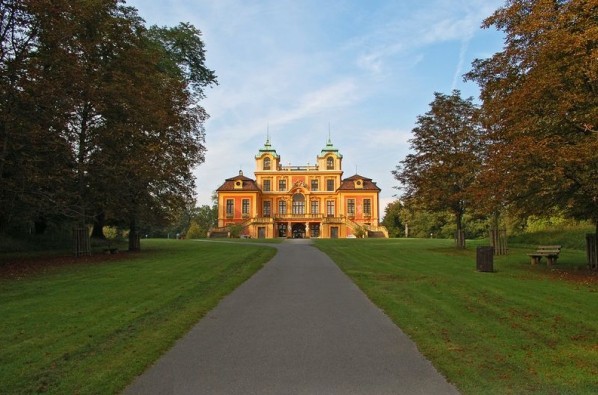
xmin=214 ymin=139 xmax=388 ymax=238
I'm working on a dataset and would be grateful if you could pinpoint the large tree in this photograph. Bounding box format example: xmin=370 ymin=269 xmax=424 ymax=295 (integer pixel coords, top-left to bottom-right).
xmin=465 ymin=0 xmax=598 ymax=234
xmin=393 ymin=90 xmax=484 ymax=247
xmin=0 ymin=1 xmax=217 ymax=252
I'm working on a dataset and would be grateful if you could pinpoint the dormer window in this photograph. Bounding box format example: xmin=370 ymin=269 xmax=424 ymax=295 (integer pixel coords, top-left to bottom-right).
xmin=326 ymin=157 xmax=334 ymax=170
xmin=355 ymin=179 xmax=363 ymax=189
xmin=263 ymin=157 xmax=271 ymax=170
xmin=234 ymin=180 xmax=243 ymax=189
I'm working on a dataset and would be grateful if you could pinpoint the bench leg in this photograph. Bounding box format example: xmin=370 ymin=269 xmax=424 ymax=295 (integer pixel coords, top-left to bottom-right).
xmin=530 ymin=256 xmax=541 ymax=265
xmin=547 ymin=256 xmax=557 ymax=266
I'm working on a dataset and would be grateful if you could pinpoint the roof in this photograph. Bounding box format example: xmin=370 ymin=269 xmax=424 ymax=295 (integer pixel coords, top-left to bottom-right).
xmin=216 ymin=172 xmax=260 ymax=192
xmin=318 ymin=138 xmax=343 ymax=159
xmin=255 ymin=137 xmax=280 ymax=159
xmin=338 ymin=174 xmax=381 ymax=191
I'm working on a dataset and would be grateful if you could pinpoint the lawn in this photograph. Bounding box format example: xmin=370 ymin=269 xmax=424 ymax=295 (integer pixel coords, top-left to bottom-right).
xmin=315 ymin=238 xmax=598 ymax=395
xmin=0 ymin=239 xmax=276 ymax=394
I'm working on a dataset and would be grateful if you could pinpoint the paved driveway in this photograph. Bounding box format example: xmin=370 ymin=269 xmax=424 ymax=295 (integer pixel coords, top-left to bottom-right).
xmin=124 ymin=239 xmax=459 ymax=394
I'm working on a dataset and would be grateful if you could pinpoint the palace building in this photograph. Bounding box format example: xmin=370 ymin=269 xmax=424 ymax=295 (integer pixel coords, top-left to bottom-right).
xmin=213 ymin=138 xmax=388 ymax=238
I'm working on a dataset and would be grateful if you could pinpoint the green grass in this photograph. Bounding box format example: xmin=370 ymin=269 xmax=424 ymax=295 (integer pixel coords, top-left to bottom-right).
xmin=315 ymin=238 xmax=598 ymax=394
xmin=0 ymin=239 xmax=276 ymax=394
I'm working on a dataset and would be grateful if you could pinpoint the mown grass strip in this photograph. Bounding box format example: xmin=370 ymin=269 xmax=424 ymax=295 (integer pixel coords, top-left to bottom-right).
xmin=0 ymin=239 xmax=276 ymax=394
xmin=315 ymin=238 xmax=597 ymax=395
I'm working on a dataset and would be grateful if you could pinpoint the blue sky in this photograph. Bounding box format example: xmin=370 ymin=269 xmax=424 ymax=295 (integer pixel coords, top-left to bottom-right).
xmin=126 ymin=0 xmax=505 ymax=213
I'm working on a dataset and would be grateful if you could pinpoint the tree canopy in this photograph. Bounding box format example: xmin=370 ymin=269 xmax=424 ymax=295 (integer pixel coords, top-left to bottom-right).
xmin=0 ymin=0 xmax=217 ymax=249
xmin=465 ymin=0 xmax=598 ymax=232
xmin=393 ymin=90 xmax=484 ymax=247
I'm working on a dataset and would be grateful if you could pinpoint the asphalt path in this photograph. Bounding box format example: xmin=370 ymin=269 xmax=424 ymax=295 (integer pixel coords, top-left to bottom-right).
xmin=124 ymin=239 xmax=460 ymax=394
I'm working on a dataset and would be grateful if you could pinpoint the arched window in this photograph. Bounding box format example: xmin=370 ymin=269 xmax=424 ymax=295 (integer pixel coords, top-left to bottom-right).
xmin=263 ymin=157 xmax=271 ymax=170
xmin=326 ymin=157 xmax=334 ymax=170
xmin=292 ymin=193 xmax=305 ymax=215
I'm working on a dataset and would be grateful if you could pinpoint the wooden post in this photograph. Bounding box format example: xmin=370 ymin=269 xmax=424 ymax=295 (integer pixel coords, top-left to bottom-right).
xmin=586 ymin=234 xmax=597 ymax=270
xmin=490 ymin=228 xmax=508 ymax=255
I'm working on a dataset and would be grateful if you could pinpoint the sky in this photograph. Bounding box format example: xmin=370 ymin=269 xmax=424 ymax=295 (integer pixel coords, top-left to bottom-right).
xmin=125 ymin=0 xmax=506 ymax=215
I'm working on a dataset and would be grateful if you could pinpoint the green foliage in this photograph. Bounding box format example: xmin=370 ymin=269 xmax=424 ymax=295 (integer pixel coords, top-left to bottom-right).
xmin=316 ymin=238 xmax=597 ymax=394
xmin=0 ymin=240 xmax=276 ymax=394
xmin=0 ymin=227 xmax=73 ymax=254
xmin=0 ymin=1 xmax=217 ymax=251
xmin=352 ymin=225 xmax=368 ymax=238
xmin=509 ymin=223 xmax=595 ymax=251
xmin=523 ymin=216 xmax=589 ymax=234
xmin=189 ymin=205 xmax=217 ymax=238
xmin=102 ymin=226 xmax=127 ymax=241
xmin=381 ymin=200 xmax=403 ymax=237
xmin=185 ymin=221 xmax=204 ymax=239
xmin=227 ymin=224 xmax=246 ymax=238
xmin=393 ymin=91 xmax=484 ymax=247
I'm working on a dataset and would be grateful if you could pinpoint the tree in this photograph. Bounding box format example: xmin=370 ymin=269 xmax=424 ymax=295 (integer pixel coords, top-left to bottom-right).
xmin=393 ymin=90 xmax=484 ymax=247
xmin=108 ymin=22 xmax=217 ymax=250
xmin=190 ymin=204 xmax=217 ymax=238
xmin=465 ymin=0 xmax=598 ymax=235
xmin=381 ymin=200 xmax=403 ymax=237
xmin=0 ymin=1 xmax=217 ymax=253
xmin=0 ymin=0 xmax=71 ymax=234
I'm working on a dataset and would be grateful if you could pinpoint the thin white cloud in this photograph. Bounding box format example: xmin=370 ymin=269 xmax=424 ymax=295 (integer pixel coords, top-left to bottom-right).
xmin=351 ymin=0 xmax=496 ymax=77
xmin=452 ymin=39 xmax=470 ymax=90
xmin=125 ymin=0 xmax=505 ymax=207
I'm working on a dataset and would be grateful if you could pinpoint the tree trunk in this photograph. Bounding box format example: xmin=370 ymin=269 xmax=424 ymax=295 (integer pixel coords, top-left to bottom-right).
xmin=455 ymin=211 xmax=465 ymax=248
xmin=34 ymin=216 xmax=47 ymax=235
xmin=589 ymin=221 xmax=598 ymax=270
xmin=91 ymin=211 xmax=106 ymax=240
xmin=128 ymin=216 xmax=141 ymax=251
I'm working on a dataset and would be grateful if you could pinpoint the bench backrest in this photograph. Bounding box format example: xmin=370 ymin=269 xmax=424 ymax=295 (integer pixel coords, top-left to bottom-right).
xmin=537 ymin=245 xmax=561 ymax=252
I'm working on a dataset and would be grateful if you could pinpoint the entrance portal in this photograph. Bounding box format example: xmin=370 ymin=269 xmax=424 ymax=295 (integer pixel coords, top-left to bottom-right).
xmin=330 ymin=226 xmax=339 ymax=239
xmin=278 ymin=223 xmax=287 ymax=238
xmin=292 ymin=223 xmax=306 ymax=238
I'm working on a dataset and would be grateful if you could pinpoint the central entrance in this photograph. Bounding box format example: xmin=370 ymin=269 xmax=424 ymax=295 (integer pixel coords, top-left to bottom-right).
xmin=292 ymin=223 xmax=306 ymax=238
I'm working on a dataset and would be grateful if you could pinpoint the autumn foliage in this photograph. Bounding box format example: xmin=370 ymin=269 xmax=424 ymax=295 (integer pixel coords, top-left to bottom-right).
xmin=395 ymin=0 xmax=597 ymax=245
xmin=466 ymin=0 xmax=598 ymax=234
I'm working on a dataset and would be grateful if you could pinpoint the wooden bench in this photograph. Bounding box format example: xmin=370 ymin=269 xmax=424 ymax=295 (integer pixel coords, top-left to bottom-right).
xmin=527 ymin=245 xmax=561 ymax=266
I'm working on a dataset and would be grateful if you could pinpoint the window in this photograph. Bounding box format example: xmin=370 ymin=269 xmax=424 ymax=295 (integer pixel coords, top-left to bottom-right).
xmin=263 ymin=201 xmax=271 ymax=217
xmin=347 ymin=199 xmax=355 ymax=215
xmin=363 ymin=199 xmax=371 ymax=215
xmin=292 ymin=193 xmax=305 ymax=215
xmin=326 ymin=179 xmax=335 ymax=191
xmin=327 ymin=200 xmax=335 ymax=216
xmin=311 ymin=179 xmax=318 ymax=191
xmin=326 ymin=157 xmax=334 ymax=170
xmin=279 ymin=178 xmax=287 ymax=191
xmin=263 ymin=179 xmax=271 ymax=191
xmin=278 ymin=200 xmax=287 ymax=215
xmin=242 ymin=199 xmax=250 ymax=215
xmin=263 ymin=157 xmax=271 ymax=170
xmin=311 ymin=200 xmax=319 ymax=215
xmin=226 ymin=199 xmax=234 ymax=216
